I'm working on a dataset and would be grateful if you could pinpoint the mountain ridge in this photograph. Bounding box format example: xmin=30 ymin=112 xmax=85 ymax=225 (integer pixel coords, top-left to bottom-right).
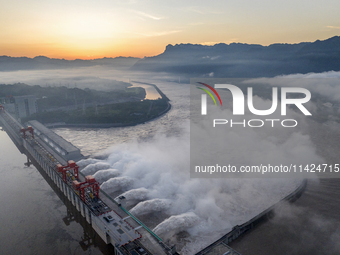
xmin=131 ymin=36 xmax=340 ymax=77
xmin=1 ymin=36 xmax=340 ymax=77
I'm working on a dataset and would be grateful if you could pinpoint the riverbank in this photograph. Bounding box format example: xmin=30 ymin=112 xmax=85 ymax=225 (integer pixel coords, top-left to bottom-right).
xmin=45 ymin=102 xmax=171 ymax=129
xmin=43 ymin=83 xmax=171 ymax=129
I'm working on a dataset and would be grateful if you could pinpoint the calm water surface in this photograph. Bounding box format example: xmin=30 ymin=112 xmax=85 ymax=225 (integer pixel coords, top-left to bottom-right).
xmin=0 ymin=130 xmax=115 ymax=255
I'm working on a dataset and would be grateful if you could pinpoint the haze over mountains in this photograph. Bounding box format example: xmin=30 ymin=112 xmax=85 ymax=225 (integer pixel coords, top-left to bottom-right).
xmin=0 ymin=56 xmax=140 ymax=71
xmin=1 ymin=36 xmax=340 ymax=77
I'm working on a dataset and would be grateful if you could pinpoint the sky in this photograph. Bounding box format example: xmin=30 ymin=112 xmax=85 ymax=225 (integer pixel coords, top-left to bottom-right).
xmin=1 ymin=0 xmax=340 ymax=59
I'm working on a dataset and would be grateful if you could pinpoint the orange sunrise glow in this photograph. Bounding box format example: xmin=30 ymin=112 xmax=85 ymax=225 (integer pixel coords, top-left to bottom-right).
xmin=1 ymin=0 xmax=340 ymax=59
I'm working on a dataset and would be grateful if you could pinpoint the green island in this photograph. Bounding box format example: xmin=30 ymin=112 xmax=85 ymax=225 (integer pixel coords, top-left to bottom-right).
xmin=0 ymin=82 xmax=171 ymax=127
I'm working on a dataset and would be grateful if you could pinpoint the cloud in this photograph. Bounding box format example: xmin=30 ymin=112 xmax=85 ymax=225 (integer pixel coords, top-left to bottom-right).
xmin=131 ymin=10 xmax=164 ymax=20
xmin=246 ymin=71 xmax=340 ymax=102
xmin=187 ymin=7 xmax=205 ymax=15
xmin=134 ymin=30 xmax=182 ymax=37
xmin=326 ymin=25 xmax=340 ymax=29
xmin=185 ymin=6 xmax=224 ymax=15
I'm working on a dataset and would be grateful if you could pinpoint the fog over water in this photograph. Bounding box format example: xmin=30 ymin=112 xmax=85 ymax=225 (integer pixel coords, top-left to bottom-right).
xmin=2 ymin=67 xmax=340 ymax=254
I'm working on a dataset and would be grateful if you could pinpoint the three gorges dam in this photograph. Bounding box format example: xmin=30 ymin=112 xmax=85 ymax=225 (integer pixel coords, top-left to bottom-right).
xmin=0 ymin=104 xmax=306 ymax=255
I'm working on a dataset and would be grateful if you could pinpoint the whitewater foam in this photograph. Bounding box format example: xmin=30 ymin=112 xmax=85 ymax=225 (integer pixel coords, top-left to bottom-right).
xmin=93 ymin=169 xmax=120 ymax=183
xmin=130 ymin=199 xmax=172 ymax=216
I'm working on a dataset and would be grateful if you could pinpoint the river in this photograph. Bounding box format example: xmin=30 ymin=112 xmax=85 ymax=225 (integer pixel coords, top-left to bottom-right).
xmin=0 ymin=75 xmax=339 ymax=254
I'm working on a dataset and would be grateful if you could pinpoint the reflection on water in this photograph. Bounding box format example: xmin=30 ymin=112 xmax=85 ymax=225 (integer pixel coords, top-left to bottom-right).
xmin=129 ymin=82 xmax=161 ymax=100
xmin=0 ymin=131 xmax=112 ymax=255
xmin=35 ymin=158 xmax=115 ymax=254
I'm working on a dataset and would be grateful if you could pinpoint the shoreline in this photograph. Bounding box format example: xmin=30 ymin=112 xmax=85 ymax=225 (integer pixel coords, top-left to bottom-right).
xmin=45 ymin=82 xmax=171 ymax=129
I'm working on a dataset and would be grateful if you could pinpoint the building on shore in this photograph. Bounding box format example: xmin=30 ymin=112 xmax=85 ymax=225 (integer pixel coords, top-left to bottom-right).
xmin=0 ymin=95 xmax=38 ymax=119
